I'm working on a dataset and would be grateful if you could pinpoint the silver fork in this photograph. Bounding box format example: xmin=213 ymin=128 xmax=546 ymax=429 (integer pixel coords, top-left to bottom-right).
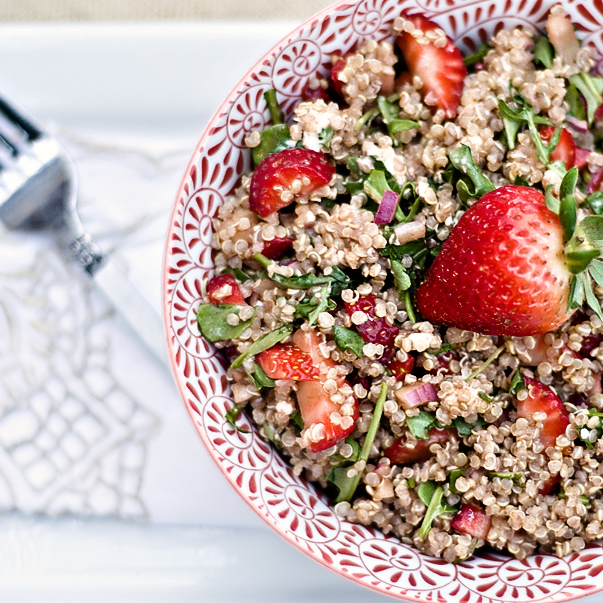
xmin=0 ymin=94 xmax=169 ymax=367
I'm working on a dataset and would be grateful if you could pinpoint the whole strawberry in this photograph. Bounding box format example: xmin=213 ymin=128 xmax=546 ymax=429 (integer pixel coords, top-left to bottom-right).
xmin=416 ymin=186 xmax=573 ymax=335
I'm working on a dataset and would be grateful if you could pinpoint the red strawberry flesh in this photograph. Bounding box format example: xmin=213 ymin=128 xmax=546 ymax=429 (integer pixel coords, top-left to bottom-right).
xmin=293 ymin=329 xmax=359 ymax=452
xmin=384 ymin=428 xmax=455 ymax=465
xmin=261 ymin=236 xmax=294 ymax=260
xmin=540 ymin=126 xmax=576 ymax=169
xmin=389 ymin=356 xmax=415 ymax=380
xmin=249 ymin=148 xmax=335 ymax=218
xmin=516 ymin=376 xmax=569 ymax=451
xmin=450 ymin=504 xmax=491 ymax=540
xmin=416 ymin=186 xmax=572 ymax=336
xmin=256 ymin=344 xmax=320 ymax=381
xmin=396 ymin=14 xmax=467 ymax=119
xmin=207 ymin=273 xmax=247 ymax=305
xmin=344 ymin=294 xmax=400 ymax=349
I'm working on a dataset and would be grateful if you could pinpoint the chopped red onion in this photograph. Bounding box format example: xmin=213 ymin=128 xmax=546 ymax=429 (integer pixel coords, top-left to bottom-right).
xmin=374 ymin=189 xmax=400 ymax=225
xmin=566 ymin=115 xmax=588 ymax=134
xmin=574 ymin=147 xmax=591 ymax=170
xmin=587 ymin=166 xmax=603 ymax=194
xmin=394 ymin=220 xmax=426 ymax=245
xmin=394 ymin=381 xmax=438 ymax=410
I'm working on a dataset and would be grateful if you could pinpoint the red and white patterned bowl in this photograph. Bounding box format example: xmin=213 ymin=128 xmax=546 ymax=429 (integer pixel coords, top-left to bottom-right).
xmin=163 ymin=1 xmax=603 ymax=600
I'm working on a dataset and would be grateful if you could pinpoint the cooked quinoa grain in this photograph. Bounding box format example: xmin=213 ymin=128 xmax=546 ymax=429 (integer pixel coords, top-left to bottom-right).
xmin=197 ymin=7 xmax=603 ymax=563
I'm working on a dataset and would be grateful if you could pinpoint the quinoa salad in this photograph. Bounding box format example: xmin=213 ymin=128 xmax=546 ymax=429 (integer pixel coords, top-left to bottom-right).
xmin=196 ymin=6 xmax=603 ymax=562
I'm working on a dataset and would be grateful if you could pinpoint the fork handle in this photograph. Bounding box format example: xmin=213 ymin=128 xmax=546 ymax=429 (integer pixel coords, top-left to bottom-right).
xmin=93 ymin=260 xmax=170 ymax=368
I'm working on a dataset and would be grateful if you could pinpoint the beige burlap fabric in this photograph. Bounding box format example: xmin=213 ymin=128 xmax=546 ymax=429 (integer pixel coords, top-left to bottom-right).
xmin=0 ymin=0 xmax=335 ymax=21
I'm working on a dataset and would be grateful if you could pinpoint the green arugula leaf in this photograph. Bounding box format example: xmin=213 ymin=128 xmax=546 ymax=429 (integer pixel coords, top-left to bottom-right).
xmin=452 ymin=416 xmax=486 ymax=437
xmin=294 ymin=295 xmax=336 ymax=320
xmin=407 ymin=477 xmax=415 ymax=489
xmin=231 ymin=325 xmax=292 ymax=369
xmin=418 ymin=486 xmax=457 ymax=539
xmin=449 ymin=469 xmax=464 ymax=494
xmin=427 ymin=343 xmax=457 ymax=355
xmin=291 ymin=412 xmax=304 ymax=430
xmin=330 ymin=437 xmax=361 ymax=464
xmin=225 ymin=405 xmax=250 ymax=434
xmin=223 ymin=267 xmax=253 ymax=282
xmin=478 ymin=391 xmax=492 ymax=402
xmin=532 ymin=35 xmax=554 ymax=69
xmin=568 ymin=73 xmax=603 ymax=125
xmin=333 ymin=325 xmax=366 ymax=358
xmin=565 ymin=82 xmax=587 ymax=121
xmin=262 ymin=422 xmax=282 ymax=449
xmin=391 ymin=259 xmax=412 ymax=295
xmin=319 ymin=127 xmax=335 ymax=149
xmin=514 ymin=174 xmax=531 ymax=187
xmin=508 ymin=370 xmax=526 ymax=395
xmin=464 ymin=43 xmax=490 ymax=68
xmin=497 ymin=94 xmax=554 ymax=162
xmin=364 ymin=170 xmax=391 ymax=203
xmin=587 ymin=191 xmax=603 ymax=215
xmin=248 ymin=362 xmax=276 ymax=389
xmin=589 ymin=259 xmax=603 ymax=288
xmin=252 ymin=124 xmax=292 ymax=167
xmin=307 ymin=284 xmax=332 ymax=326
xmin=446 ymin=145 xmax=495 ymax=203
xmin=545 ymin=184 xmax=560 ymax=214
xmin=254 ymin=252 xmax=349 ymax=290
xmin=417 ymin=481 xmax=437 ymax=506
xmin=406 ymin=411 xmax=437 ymax=440
xmin=330 ymin=383 xmax=387 ymax=503
xmin=197 ymin=304 xmax=256 ymax=342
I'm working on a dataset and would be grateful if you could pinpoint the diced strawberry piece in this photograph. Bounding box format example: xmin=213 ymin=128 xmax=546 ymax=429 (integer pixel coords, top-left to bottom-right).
xmin=516 ymin=376 xmax=570 ymax=450
xmin=581 ymin=333 xmax=603 ymax=357
xmin=539 ymin=473 xmax=561 ymax=496
xmin=261 ymin=236 xmax=294 ymax=260
xmin=396 ymin=14 xmax=467 ymax=119
xmin=301 ymin=81 xmax=330 ymax=102
xmin=540 ymin=126 xmax=576 ymax=169
xmin=256 ymin=344 xmax=320 ymax=381
xmin=249 ymin=148 xmax=335 ymax=218
xmin=293 ymin=329 xmax=359 ymax=452
xmin=389 ymin=355 xmax=415 ymax=380
xmin=574 ymin=147 xmax=591 ymax=169
xmin=596 ymin=103 xmax=603 ymax=123
xmin=331 ymin=54 xmax=348 ymax=97
xmin=430 ymin=349 xmax=460 ymax=374
xmin=450 ymin=504 xmax=491 ymax=540
xmin=384 ymin=428 xmax=455 ymax=465
xmin=344 ymin=294 xmax=400 ymax=350
xmin=207 ymin=274 xmax=247 ymax=305
xmin=417 ymin=186 xmax=573 ymax=336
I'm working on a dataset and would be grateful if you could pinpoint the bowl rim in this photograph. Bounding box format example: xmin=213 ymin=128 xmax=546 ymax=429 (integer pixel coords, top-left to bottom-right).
xmin=162 ymin=1 xmax=603 ymax=601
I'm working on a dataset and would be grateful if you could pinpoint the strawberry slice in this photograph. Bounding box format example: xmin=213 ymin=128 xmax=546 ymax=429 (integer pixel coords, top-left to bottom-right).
xmin=207 ymin=274 xmax=247 ymax=305
xmin=331 ymin=54 xmax=348 ymax=97
xmin=416 ymin=186 xmax=572 ymax=336
xmin=540 ymin=126 xmax=576 ymax=169
xmin=396 ymin=14 xmax=467 ymax=119
xmin=301 ymin=81 xmax=330 ymax=103
xmin=539 ymin=474 xmax=561 ymax=496
xmin=516 ymin=376 xmax=569 ymax=451
xmin=450 ymin=504 xmax=491 ymax=540
xmin=249 ymin=148 xmax=335 ymax=218
xmin=344 ymin=294 xmax=400 ymax=349
xmin=384 ymin=428 xmax=455 ymax=465
xmin=389 ymin=355 xmax=415 ymax=380
xmin=261 ymin=236 xmax=294 ymax=260
xmin=293 ymin=329 xmax=359 ymax=452
xmin=256 ymin=344 xmax=320 ymax=381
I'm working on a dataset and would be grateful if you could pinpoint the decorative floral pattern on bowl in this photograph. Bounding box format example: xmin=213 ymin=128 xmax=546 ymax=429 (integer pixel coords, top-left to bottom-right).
xmin=163 ymin=0 xmax=603 ymax=600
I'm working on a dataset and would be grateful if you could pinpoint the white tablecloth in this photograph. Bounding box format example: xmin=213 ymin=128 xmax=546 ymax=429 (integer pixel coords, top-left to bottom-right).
xmin=0 ymin=21 xmax=600 ymax=603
